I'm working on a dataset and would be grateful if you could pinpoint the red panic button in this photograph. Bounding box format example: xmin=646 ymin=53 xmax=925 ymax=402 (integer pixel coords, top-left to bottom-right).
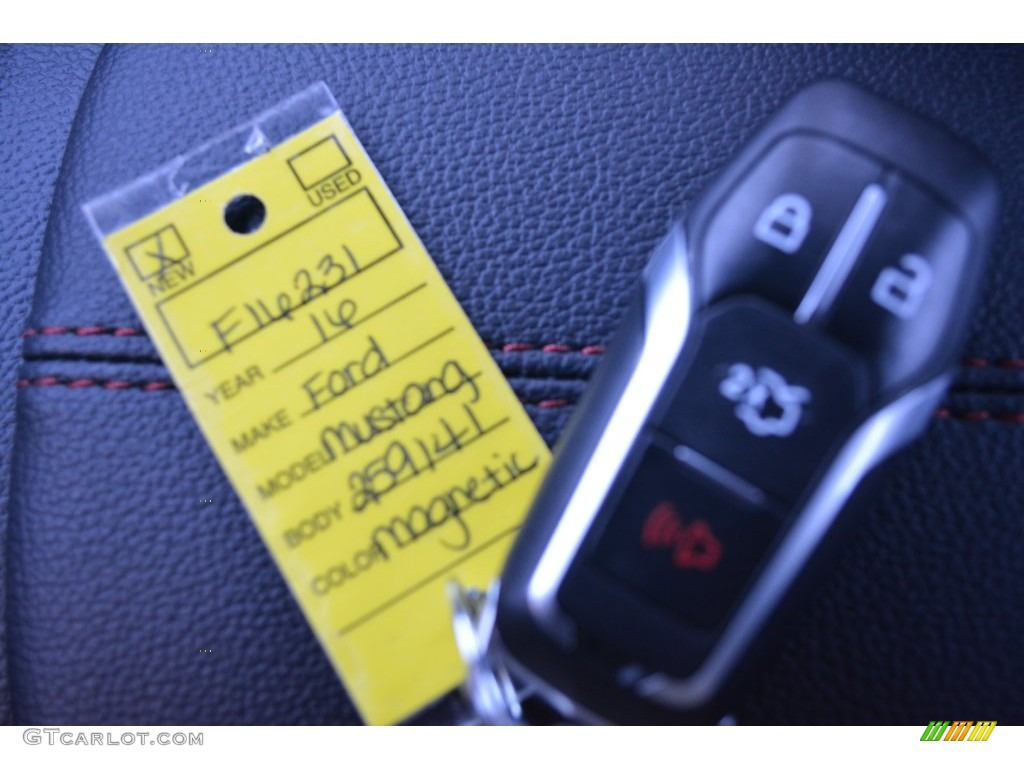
xmin=589 ymin=439 xmax=781 ymax=629
xmin=641 ymin=501 xmax=723 ymax=571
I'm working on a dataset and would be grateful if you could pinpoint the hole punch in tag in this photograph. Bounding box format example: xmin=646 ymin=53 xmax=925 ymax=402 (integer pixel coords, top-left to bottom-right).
xmin=83 ymin=83 xmax=551 ymax=725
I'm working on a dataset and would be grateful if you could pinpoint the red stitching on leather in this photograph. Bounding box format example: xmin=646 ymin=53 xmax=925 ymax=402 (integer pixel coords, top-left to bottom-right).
xmin=23 ymin=326 xmax=145 ymax=338
xmin=961 ymin=357 xmax=1024 ymax=370
xmin=499 ymin=342 xmax=535 ymax=352
xmin=934 ymin=408 xmax=1024 ymax=424
xmin=18 ymin=326 xmax=1024 ymax=368
xmin=520 ymin=397 xmax=573 ymax=409
xmin=487 ymin=342 xmax=607 ymax=355
xmin=17 ymin=377 xmax=174 ymax=392
xmin=22 ymin=326 xmax=611 ymax=354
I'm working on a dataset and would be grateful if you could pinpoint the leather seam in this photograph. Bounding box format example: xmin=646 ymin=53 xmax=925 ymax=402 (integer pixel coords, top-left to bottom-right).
xmin=13 ymin=377 xmax=1024 ymax=424
xmin=22 ymin=326 xmax=610 ymax=356
xmin=13 ymin=376 xmax=575 ymax=409
xmin=19 ymin=327 xmax=1024 ymax=371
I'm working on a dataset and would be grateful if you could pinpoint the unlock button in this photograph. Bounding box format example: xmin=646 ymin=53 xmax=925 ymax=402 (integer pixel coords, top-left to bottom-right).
xmin=822 ymin=175 xmax=973 ymax=393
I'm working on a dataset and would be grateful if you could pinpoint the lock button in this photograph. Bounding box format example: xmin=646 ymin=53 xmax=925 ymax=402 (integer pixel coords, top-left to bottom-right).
xmin=822 ymin=175 xmax=974 ymax=392
xmin=698 ymin=135 xmax=881 ymax=311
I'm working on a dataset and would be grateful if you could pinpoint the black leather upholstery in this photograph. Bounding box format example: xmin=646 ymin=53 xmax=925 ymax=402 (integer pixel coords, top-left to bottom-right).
xmin=4 ymin=44 xmax=1023 ymax=724
xmin=0 ymin=43 xmax=105 ymax=725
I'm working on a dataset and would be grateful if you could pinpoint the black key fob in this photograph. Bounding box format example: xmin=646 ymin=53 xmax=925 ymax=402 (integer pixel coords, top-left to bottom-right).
xmin=484 ymin=81 xmax=1000 ymax=724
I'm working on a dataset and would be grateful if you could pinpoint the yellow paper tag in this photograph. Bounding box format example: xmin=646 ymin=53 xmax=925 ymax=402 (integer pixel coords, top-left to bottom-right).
xmin=91 ymin=105 xmax=550 ymax=724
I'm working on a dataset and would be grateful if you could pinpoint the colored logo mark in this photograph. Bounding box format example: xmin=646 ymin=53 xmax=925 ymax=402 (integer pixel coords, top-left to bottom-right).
xmin=920 ymin=721 xmax=996 ymax=741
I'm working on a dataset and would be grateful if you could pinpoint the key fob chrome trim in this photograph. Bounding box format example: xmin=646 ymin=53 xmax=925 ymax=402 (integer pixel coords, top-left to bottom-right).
xmin=527 ymin=224 xmax=695 ymax=637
